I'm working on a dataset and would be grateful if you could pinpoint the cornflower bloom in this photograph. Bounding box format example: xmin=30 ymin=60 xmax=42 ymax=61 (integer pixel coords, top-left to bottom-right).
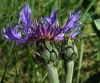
xmin=1 ymin=4 xmax=83 ymax=63
xmin=1 ymin=4 xmax=83 ymax=45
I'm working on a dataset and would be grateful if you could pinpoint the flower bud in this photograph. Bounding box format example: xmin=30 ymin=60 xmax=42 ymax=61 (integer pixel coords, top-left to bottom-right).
xmin=61 ymin=37 xmax=78 ymax=62
xmin=36 ymin=41 xmax=59 ymax=65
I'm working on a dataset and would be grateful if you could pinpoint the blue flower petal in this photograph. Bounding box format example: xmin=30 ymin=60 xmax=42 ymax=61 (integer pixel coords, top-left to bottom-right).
xmin=44 ymin=8 xmax=58 ymax=25
xmin=63 ymin=10 xmax=82 ymax=33
xmin=19 ymin=4 xmax=32 ymax=28
xmin=70 ymin=24 xmax=83 ymax=38
xmin=2 ymin=24 xmax=28 ymax=43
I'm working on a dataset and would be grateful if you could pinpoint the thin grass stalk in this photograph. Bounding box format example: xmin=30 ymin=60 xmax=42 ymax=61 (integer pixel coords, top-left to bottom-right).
xmin=41 ymin=73 xmax=48 ymax=83
xmin=0 ymin=41 xmax=7 ymax=48
xmin=80 ymin=0 xmax=97 ymax=22
xmin=29 ymin=0 xmax=35 ymax=19
xmin=0 ymin=42 xmax=14 ymax=83
xmin=76 ymin=0 xmax=97 ymax=83
xmin=58 ymin=0 xmax=61 ymax=18
xmin=0 ymin=62 xmax=8 ymax=83
xmin=3 ymin=2 xmax=26 ymax=25
xmin=76 ymin=40 xmax=84 ymax=83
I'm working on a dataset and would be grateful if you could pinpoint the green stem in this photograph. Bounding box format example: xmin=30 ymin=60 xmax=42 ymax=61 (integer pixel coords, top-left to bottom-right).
xmin=46 ymin=64 xmax=59 ymax=83
xmin=65 ymin=61 xmax=74 ymax=83
xmin=76 ymin=40 xmax=84 ymax=83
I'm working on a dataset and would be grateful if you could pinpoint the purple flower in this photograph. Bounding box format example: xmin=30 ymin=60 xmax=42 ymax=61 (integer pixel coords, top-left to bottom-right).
xmin=1 ymin=4 xmax=83 ymax=45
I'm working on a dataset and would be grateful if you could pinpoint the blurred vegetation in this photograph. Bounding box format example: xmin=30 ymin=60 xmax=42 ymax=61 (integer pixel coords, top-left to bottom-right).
xmin=0 ymin=0 xmax=100 ymax=83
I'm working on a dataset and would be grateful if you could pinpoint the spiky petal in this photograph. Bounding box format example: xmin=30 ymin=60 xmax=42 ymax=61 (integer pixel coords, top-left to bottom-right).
xmin=1 ymin=23 xmax=28 ymax=43
xmin=1 ymin=4 xmax=83 ymax=45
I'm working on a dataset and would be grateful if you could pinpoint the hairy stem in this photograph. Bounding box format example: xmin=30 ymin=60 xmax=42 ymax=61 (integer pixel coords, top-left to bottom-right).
xmin=65 ymin=61 xmax=74 ymax=83
xmin=46 ymin=64 xmax=59 ymax=83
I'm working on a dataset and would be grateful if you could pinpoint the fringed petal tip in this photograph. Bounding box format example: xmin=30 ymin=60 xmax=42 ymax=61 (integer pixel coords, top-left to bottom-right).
xmin=43 ymin=8 xmax=58 ymax=25
xmin=1 ymin=23 xmax=28 ymax=44
xmin=62 ymin=10 xmax=83 ymax=34
xmin=70 ymin=24 xmax=83 ymax=36
xmin=67 ymin=9 xmax=82 ymax=20
xmin=19 ymin=4 xmax=32 ymax=28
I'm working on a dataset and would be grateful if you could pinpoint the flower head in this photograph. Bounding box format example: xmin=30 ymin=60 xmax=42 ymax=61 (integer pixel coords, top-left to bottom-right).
xmin=1 ymin=4 xmax=83 ymax=45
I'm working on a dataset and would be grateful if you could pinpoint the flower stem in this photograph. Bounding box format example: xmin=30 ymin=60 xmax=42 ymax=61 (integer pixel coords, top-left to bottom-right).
xmin=64 ymin=61 xmax=74 ymax=83
xmin=46 ymin=64 xmax=59 ymax=83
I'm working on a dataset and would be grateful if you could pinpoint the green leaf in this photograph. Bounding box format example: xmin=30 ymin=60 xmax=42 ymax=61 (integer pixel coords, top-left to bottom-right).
xmin=85 ymin=72 xmax=100 ymax=83
xmin=94 ymin=19 xmax=100 ymax=30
